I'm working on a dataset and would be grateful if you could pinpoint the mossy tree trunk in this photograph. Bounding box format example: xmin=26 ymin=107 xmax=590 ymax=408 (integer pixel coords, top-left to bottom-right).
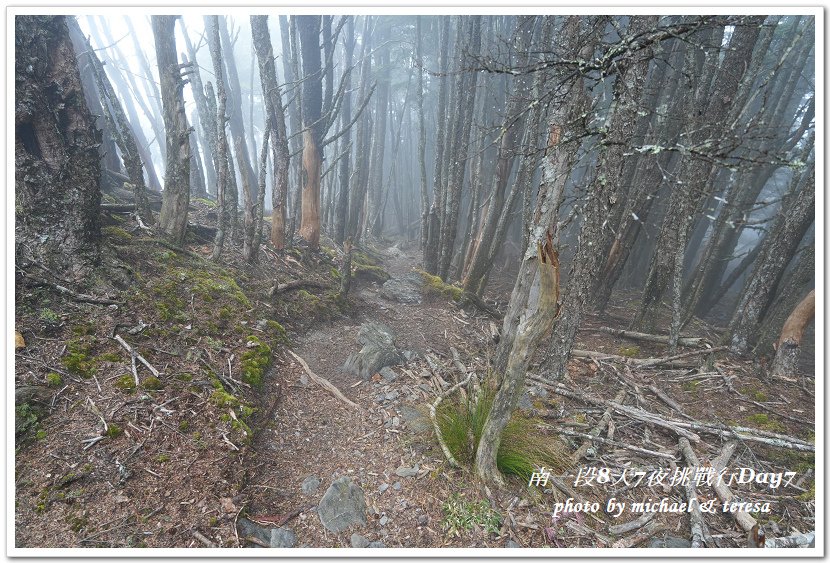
xmin=151 ymin=15 xmax=191 ymax=246
xmin=15 ymin=15 xmax=101 ymax=280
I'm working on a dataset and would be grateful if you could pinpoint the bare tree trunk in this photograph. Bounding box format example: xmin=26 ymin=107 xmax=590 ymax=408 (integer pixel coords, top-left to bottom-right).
xmin=16 ymin=15 xmax=101 ymax=279
xmin=728 ymin=144 xmax=815 ymax=353
xmin=367 ymin=20 xmax=390 ymax=238
xmin=769 ymin=290 xmax=814 ymax=378
xmin=334 ymin=17 xmax=356 ymax=245
xmin=297 ymin=15 xmax=324 ymax=249
xmin=206 ymin=16 xmax=231 ymax=260
xmin=124 ymin=16 xmax=166 ymax=163
xmin=756 ymin=242 xmax=813 ymax=352
xmin=152 ymin=15 xmax=191 ymax=246
xmin=251 ymin=15 xmax=291 ymax=251
xmin=286 ymin=16 xmax=304 ymax=243
xmin=346 ymin=16 xmax=373 ymax=242
xmin=416 ymin=16 xmax=430 ymax=252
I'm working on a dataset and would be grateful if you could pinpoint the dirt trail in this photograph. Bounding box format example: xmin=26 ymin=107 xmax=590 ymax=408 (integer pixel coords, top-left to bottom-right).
xmin=241 ymin=242 xmax=495 ymax=548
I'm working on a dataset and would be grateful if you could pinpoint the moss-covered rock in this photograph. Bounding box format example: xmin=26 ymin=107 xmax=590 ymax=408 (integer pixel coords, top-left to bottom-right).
xmin=240 ymin=336 xmax=271 ymax=388
xmin=416 ymin=270 xmax=462 ymax=301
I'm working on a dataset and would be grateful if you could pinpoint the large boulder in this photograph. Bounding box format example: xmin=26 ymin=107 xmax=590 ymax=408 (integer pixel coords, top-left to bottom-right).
xmin=380 ymin=273 xmax=423 ymax=304
xmin=342 ymin=323 xmax=404 ymax=380
xmin=317 ymin=477 xmax=367 ymax=533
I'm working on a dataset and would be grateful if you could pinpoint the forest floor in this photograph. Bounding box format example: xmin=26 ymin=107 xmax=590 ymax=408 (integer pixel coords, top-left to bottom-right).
xmin=13 ymin=206 xmax=816 ymax=550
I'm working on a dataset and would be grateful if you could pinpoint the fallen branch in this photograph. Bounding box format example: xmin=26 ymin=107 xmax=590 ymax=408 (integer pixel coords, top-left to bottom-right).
xmin=710 ymin=441 xmax=757 ymax=533
xmin=678 ymin=438 xmax=715 ymax=548
xmin=268 ymin=279 xmax=329 ymax=297
xmin=19 ymin=271 xmax=123 ymax=305
xmin=553 ymin=426 xmax=675 ymax=460
xmin=429 ymin=372 xmax=474 ymax=468
xmin=192 ymin=530 xmax=216 ymax=547
xmin=599 ymin=327 xmax=710 ymax=348
xmin=638 ymin=345 xmax=727 ymax=368
xmin=287 ymin=350 xmax=361 ymax=410
xmin=458 ymin=291 xmax=502 ymax=319
xmin=571 ymin=349 xmax=702 ymax=369
xmin=608 ymin=512 xmax=656 ymax=535
xmin=571 ymin=389 xmax=626 ymax=463
xmin=647 ymin=384 xmax=694 ymax=420
xmin=114 ymin=335 xmax=161 ymax=378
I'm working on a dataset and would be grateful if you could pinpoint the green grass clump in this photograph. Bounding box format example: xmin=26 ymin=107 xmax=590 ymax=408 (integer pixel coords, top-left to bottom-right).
xmin=441 ymin=493 xmax=502 ymax=537
xmin=745 ymin=413 xmax=786 ymax=432
xmin=434 ymin=384 xmax=571 ymax=482
xmin=105 ymin=424 xmax=123 ymax=438
xmin=240 ymin=336 xmax=271 ymax=388
xmin=114 ymin=374 xmax=136 ymax=392
xmin=417 ymin=269 xmax=463 ymax=302
xmin=45 ymin=372 xmax=63 ymax=387
xmin=39 ymin=308 xmax=60 ymax=323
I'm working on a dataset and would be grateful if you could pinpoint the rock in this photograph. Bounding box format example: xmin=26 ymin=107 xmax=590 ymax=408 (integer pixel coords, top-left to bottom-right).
xmin=506 ymin=540 xmax=521 ymax=548
xmin=378 ymin=483 xmax=389 ymax=493
xmin=379 ymin=515 xmax=389 ymax=526
xmin=15 ymin=331 xmax=25 ymax=349
xmin=380 ymin=278 xmax=422 ymax=304
xmin=317 ymin=477 xmax=368 ymax=532
xmin=367 ymin=541 xmax=386 ymax=548
xmin=269 ymin=527 xmax=296 ymax=548
xmin=395 ymin=465 xmax=419 ymax=478
xmin=343 ymin=323 xmax=404 ymax=380
xmin=649 ymin=536 xmax=692 ymax=548
xmin=220 ymin=497 xmax=236 ymax=513
xmin=392 ymin=481 xmax=402 ymax=491
xmin=379 ymin=367 xmax=398 ymax=382
xmin=417 ymin=514 xmax=428 ymax=526
xmin=299 ymin=373 xmax=309 ymax=386
xmin=237 ymin=518 xmax=271 ymax=548
xmin=255 ymin=319 xmax=268 ymax=331
xmin=350 ymin=533 xmax=370 ymax=548
xmin=402 ymin=350 xmax=419 ymax=363
xmin=399 ymin=405 xmax=430 ymax=432
xmin=301 ymin=475 xmax=321 ymax=495
xmin=385 ymin=390 xmax=399 ymax=401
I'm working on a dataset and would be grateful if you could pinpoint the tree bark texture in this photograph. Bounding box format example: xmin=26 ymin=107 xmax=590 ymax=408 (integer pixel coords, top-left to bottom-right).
xmin=297 ymin=15 xmax=324 ymax=249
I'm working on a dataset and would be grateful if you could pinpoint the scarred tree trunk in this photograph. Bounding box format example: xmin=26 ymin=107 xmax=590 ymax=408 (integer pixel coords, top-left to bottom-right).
xmin=251 ymin=15 xmax=291 ymax=251
xmin=152 ymin=15 xmax=191 ymax=246
xmin=297 ymin=15 xmax=324 ymax=249
xmin=769 ymin=290 xmax=814 ymax=378
xmin=16 ymin=15 xmax=101 ymax=279
xmin=207 ymin=16 xmax=231 ymax=260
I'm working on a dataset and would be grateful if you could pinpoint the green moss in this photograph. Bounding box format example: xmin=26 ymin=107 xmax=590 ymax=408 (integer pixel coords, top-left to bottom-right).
xmin=240 ymin=336 xmax=272 ymax=388
xmin=35 ymin=429 xmax=47 ymax=441
xmin=178 ymin=420 xmax=190 ymax=432
xmin=208 ymin=516 xmax=218 ymax=526
xmin=193 ymin=197 xmax=217 ymax=208
xmin=105 ymin=424 xmax=123 ymax=438
xmin=39 ymin=308 xmax=60 ymax=323
xmin=682 ymin=380 xmax=701 ymax=393
xmin=66 ymin=513 xmax=89 ymax=533
xmin=71 ymin=322 xmax=95 ymax=336
xmin=96 ymin=352 xmax=122 ymax=363
xmin=618 ymin=346 xmax=640 ymax=358
xmin=114 ymin=374 xmax=136 ymax=392
xmin=298 ymin=289 xmax=320 ymax=304
xmin=46 ymin=372 xmax=63 ymax=387
xmin=155 ymin=453 xmax=170 ymax=463
xmin=218 ymin=307 xmax=232 ymax=320
xmin=210 ymin=388 xmax=240 ymax=408
xmin=102 ymin=226 xmax=134 ymax=244
xmin=265 ymin=320 xmax=288 ymax=343
xmin=176 ymin=373 xmax=193 ymax=382
xmin=63 ymin=339 xmax=95 ymax=378
xmin=417 ymin=269 xmax=463 ymax=301
xmin=353 ymin=263 xmax=391 ymax=284
xmin=330 ymin=267 xmax=342 ymax=280
xmin=745 ymin=413 xmax=786 ymax=432
xmin=142 ymin=376 xmax=164 ymax=391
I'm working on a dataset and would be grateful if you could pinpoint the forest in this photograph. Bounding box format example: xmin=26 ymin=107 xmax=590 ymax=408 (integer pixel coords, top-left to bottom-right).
xmin=13 ymin=12 xmax=817 ymax=551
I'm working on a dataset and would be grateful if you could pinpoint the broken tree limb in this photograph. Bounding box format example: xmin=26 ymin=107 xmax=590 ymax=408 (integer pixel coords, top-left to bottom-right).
xmin=647 ymin=384 xmax=694 ymax=420
xmin=678 ymin=437 xmax=715 ymax=548
xmin=711 ymin=440 xmax=757 ymax=533
xmin=637 ymin=345 xmax=728 ymax=368
xmin=599 ymin=327 xmax=710 ymax=348
xmin=553 ymin=426 xmax=676 ymax=460
xmin=268 ymin=280 xmax=329 ymax=297
xmin=765 ymin=531 xmax=815 ymax=549
xmin=287 ymin=350 xmax=360 ymax=410
xmin=529 ymin=377 xmax=701 ymax=443
xmin=19 ymin=271 xmax=123 ymax=305
xmin=429 ymin=372 xmax=474 ymax=468
xmin=114 ymin=334 xmax=161 ymax=378
xmin=571 ymin=389 xmax=626 ymax=464
xmin=608 ymin=512 xmax=656 ymax=536
xmin=571 ymin=349 xmax=699 ymax=369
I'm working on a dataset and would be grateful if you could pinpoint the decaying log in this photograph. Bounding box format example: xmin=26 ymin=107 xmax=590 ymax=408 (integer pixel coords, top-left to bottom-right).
xmin=678 ymin=437 xmax=715 ymax=548
xmin=710 ymin=440 xmax=757 ymax=533
xmin=287 ymin=350 xmax=360 ymax=410
xmin=599 ymin=327 xmax=710 ymax=348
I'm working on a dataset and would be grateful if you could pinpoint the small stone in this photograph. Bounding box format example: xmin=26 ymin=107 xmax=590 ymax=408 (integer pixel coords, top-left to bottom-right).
xmin=392 ymin=416 xmax=400 ymax=427
xmin=350 ymin=533 xmax=369 ymax=548
xmin=367 ymin=541 xmax=386 ymax=548
xmin=395 ymin=465 xmax=418 ymax=478
xmin=301 ymin=475 xmax=321 ymax=495
xmin=220 ymin=497 xmax=236 ymax=513
xmin=256 ymin=319 xmax=268 ymax=331
xmin=392 ymin=481 xmax=402 ymax=491
xmin=417 ymin=514 xmax=428 ymax=526
xmin=506 ymin=539 xmax=521 ymax=548
xmin=317 ymin=477 xmax=368 ymax=533
xmin=385 ymin=390 xmax=399 ymax=401
xmin=379 ymin=515 xmax=389 ymax=526
xmin=379 ymin=367 xmax=398 ymax=382
xmin=269 ymin=527 xmax=296 ymax=548
xmin=299 ymin=373 xmax=309 ymax=386
xmin=378 ymin=483 xmax=389 ymax=493
xmin=114 ymin=494 xmax=129 ymax=504
xmin=649 ymin=536 xmax=692 ymax=548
